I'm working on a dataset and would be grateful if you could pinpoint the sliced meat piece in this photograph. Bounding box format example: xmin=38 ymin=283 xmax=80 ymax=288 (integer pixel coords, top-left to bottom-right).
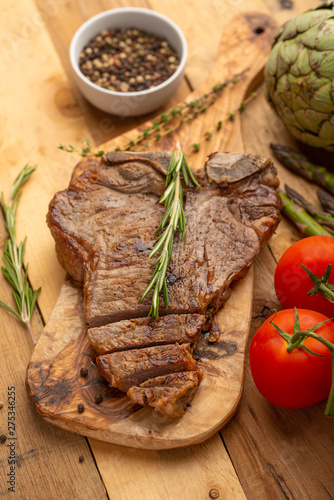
xmin=127 ymin=371 xmax=202 ymax=418
xmin=88 ymin=314 xmax=206 ymax=354
xmin=47 ymin=150 xmax=280 ymax=328
xmin=97 ymin=343 xmax=197 ymax=393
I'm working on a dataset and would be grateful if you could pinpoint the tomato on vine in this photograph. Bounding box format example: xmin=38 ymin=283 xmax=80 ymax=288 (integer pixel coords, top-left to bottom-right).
xmin=249 ymin=308 xmax=334 ymax=413
xmin=274 ymin=236 xmax=334 ymax=317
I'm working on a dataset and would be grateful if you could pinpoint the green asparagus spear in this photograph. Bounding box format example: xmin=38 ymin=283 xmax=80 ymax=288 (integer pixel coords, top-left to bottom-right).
xmin=285 ymin=185 xmax=334 ymax=234
xmin=278 ymin=190 xmax=333 ymax=237
xmin=317 ymin=189 xmax=334 ymax=216
xmin=271 ymin=144 xmax=334 ymax=195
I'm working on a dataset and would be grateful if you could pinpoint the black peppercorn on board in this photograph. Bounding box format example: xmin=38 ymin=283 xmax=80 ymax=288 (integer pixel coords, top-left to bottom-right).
xmin=26 ymin=12 xmax=277 ymax=450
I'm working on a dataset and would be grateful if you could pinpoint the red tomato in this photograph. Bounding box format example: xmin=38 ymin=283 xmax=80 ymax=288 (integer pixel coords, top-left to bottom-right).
xmin=249 ymin=309 xmax=334 ymax=409
xmin=274 ymin=236 xmax=334 ymax=317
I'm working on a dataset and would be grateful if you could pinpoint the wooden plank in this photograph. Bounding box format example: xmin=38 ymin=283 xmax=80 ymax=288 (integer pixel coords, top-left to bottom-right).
xmin=88 ymin=434 xmax=247 ymax=500
xmin=0 ymin=214 xmax=108 ymax=499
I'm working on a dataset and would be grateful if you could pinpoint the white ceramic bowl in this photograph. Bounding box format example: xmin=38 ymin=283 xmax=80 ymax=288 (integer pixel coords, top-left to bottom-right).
xmin=69 ymin=8 xmax=187 ymax=117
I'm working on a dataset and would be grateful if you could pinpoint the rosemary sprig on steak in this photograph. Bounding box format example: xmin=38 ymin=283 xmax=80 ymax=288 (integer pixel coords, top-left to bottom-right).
xmin=140 ymin=142 xmax=200 ymax=319
xmin=0 ymin=165 xmax=41 ymax=345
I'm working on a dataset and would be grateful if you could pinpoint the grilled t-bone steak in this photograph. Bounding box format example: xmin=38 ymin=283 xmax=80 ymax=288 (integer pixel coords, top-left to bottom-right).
xmin=47 ymin=150 xmax=280 ymax=417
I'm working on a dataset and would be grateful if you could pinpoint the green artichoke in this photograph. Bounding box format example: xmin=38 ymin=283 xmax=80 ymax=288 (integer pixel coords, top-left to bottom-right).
xmin=265 ymin=2 xmax=334 ymax=150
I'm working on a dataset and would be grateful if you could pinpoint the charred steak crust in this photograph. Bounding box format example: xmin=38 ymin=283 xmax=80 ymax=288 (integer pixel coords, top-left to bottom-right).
xmin=47 ymin=150 xmax=281 ymax=416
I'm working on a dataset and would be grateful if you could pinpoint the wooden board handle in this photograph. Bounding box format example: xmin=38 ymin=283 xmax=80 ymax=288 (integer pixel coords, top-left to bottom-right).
xmin=206 ymin=12 xmax=277 ymax=90
xmin=103 ymin=12 xmax=277 ymax=160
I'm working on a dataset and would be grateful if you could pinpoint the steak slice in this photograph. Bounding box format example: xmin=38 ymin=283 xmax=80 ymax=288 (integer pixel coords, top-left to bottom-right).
xmin=88 ymin=314 xmax=205 ymax=354
xmin=97 ymin=343 xmax=197 ymax=392
xmin=47 ymin=150 xmax=280 ymax=327
xmin=127 ymin=371 xmax=202 ymax=418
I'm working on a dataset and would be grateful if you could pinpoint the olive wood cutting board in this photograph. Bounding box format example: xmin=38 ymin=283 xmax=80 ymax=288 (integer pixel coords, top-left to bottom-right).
xmin=26 ymin=12 xmax=276 ymax=450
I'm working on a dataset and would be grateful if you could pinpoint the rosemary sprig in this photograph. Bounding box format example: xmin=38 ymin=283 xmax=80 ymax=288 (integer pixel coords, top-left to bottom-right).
xmin=0 ymin=165 xmax=41 ymax=345
xmin=140 ymin=142 xmax=200 ymax=319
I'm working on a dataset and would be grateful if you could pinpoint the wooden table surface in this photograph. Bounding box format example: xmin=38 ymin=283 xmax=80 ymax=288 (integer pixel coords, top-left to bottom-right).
xmin=0 ymin=1 xmax=333 ymax=499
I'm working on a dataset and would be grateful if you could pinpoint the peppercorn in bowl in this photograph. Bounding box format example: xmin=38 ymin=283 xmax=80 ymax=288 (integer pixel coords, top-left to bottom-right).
xmin=69 ymin=8 xmax=187 ymax=117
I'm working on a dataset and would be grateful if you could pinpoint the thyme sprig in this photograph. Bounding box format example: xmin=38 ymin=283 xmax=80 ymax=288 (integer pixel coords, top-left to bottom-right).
xmin=187 ymin=91 xmax=258 ymax=155
xmin=58 ymin=139 xmax=104 ymax=157
xmin=0 ymin=165 xmax=41 ymax=345
xmin=140 ymin=142 xmax=200 ymax=319
xmin=118 ymin=71 xmax=248 ymax=152
xmin=58 ymin=71 xmax=255 ymax=158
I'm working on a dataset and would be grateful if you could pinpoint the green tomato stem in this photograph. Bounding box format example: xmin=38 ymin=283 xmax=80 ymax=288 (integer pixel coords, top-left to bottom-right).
xmin=289 ymin=329 xmax=334 ymax=353
xmin=301 ymin=264 xmax=334 ymax=304
xmin=325 ymin=351 xmax=334 ymax=417
xmin=319 ymin=283 xmax=334 ymax=302
xmin=286 ymin=335 xmax=305 ymax=352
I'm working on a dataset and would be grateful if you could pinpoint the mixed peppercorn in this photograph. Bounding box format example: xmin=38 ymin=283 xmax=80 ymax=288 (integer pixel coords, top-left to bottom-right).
xmin=77 ymin=403 xmax=85 ymax=414
xmin=79 ymin=27 xmax=180 ymax=92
